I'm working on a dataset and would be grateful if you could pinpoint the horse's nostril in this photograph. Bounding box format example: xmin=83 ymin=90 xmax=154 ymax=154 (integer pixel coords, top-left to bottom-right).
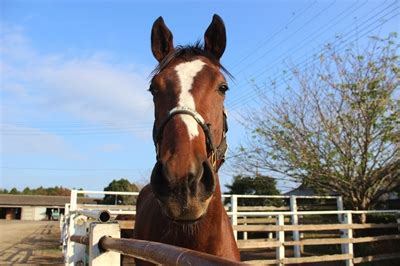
xmin=200 ymin=161 xmax=216 ymax=197
xmin=150 ymin=162 xmax=170 ymax=200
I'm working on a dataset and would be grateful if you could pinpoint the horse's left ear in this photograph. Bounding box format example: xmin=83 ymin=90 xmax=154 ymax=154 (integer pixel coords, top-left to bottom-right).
xmin=204 ymin=14 xmax=226 ymax=60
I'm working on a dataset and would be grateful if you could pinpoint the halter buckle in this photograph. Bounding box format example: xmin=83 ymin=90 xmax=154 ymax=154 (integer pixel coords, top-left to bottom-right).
xmin=210 ymin=152 xmax=217 ymax=169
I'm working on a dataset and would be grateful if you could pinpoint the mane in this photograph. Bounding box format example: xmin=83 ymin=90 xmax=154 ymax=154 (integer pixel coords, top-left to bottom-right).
xmin=150 ymin=41 xmax=233 ymax=79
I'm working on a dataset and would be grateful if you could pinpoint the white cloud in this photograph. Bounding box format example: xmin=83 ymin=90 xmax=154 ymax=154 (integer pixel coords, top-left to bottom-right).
xmin=0 ymin=124 xmax=74 ymax=156
xmin=1 ymin=23 xmax=153 ymax=126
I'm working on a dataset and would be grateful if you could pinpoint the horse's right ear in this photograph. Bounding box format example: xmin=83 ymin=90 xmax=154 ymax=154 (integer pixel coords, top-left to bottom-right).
xmin=151 ymin=17 xmax=174 ymax=62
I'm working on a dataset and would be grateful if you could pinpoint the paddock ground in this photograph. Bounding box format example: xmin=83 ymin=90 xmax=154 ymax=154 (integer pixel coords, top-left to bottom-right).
xmin=0 ymin=220 xmax=63 ymax=265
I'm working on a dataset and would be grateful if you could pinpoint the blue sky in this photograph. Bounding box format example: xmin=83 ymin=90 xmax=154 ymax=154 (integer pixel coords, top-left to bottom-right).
xmin=1 ymin=0 xmax=399 ymax=192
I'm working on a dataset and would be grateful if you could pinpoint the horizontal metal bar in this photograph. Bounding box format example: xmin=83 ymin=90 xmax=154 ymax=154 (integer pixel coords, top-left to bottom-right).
xmin=76 ymin=209 xmax=111 ymax=223
xmin=70 ymin=235 xmax=89 ymax=246
xmin=70 ymin=234 xmax=245 ymax=265
xmin=99 ymin=236 xmax=246 ymax=266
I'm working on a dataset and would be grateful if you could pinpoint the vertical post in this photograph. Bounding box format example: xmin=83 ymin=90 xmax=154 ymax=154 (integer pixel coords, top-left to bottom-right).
xmin=66 ymin=215 xmax=87 ymax=265
xmin=89 ymin=223 xmax=120 ymax=266
xmin=341 ymin=212 xmax=354 ymax=266
xmin=70 ymin=189 xmax=78 ymax=212
xmin=66 ymin=190 xmax=86 ymax=266
xmin=337 ymin=196 xmax=344 ymax=223
xmin=268 ymin=215 xmax=273 ymax=239
xmin=231 ymin=195 xmax=238 ymax=240
xmin=290 ymin=196 xmax=300 ymax=257
xmin=276 ymin=214 xmax=285 ymax=266
xmin=60 ymin=204 xmax=69 ymax=257
xmin=243 ymin=216 xmax=248 ymax=240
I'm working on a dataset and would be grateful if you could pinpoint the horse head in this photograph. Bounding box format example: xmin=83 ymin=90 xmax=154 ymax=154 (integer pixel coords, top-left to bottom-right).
xmin=149 ymin=15 xmax=229 ymax=223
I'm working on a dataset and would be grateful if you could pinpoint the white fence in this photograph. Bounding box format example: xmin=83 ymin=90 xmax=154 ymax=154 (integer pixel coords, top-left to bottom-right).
xmin=62 ymin=190 xmax=399 ymax=265
xmin=231 ymin=209 xmax=400 ymax=265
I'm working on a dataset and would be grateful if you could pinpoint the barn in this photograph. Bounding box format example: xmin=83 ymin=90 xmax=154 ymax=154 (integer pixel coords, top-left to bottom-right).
xmin=0 ymin=194 xmax=99 ymax=220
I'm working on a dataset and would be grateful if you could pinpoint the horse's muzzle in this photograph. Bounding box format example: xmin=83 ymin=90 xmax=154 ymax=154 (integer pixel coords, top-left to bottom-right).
xmin=150 ymin=160 xmax=216 ymax=221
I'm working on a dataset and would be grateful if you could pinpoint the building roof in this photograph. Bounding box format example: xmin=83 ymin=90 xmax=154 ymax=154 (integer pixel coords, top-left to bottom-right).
xmin=0 ymin=194 xmax=100 ymax=207
xmin=284 ymin=184 xmax=339 ymax=196
xmin=284 ymin=184 xmax=317 ymax=196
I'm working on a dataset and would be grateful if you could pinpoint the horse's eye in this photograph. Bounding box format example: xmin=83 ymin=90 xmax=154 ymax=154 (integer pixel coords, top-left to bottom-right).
xmin=148 ymin=85 xmax=157 ymax=96
xmin=218 ymin=83 xmax=229 ymax=94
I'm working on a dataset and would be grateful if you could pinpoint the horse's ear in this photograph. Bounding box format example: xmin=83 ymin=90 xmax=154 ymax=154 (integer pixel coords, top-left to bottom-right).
xmin=204 ymin=14 xmax=226 ymax=60
xmin=151 ymin=16 xmax=174 ymax=62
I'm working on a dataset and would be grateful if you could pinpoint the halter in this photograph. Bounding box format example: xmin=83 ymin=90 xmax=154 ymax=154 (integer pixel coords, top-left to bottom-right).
xmin=152 ymin=106 xmax=228 ymax=171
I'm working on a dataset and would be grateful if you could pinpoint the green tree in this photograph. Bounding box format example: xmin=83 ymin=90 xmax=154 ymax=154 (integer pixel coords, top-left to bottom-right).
xmin=9 ymin=187 xmax=19 ymax=194
xmin=225 ymin=174 xmax=281 ymax=206
xmin=235 ymin=34 xmax=400 ymax=219
xmin=22 ymin=187 xmax=32 ymax=195
xmin=102 ymin=178 xmax=139 ymax=205
xmin=0 ymin=189 xmax=9 ymax=194
xmin=0 ymin=186 xmax=72 ymax=195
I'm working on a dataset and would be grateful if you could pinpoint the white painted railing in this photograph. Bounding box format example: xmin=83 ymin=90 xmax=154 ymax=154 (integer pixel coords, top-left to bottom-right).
xmin=230 ymin=209 xmax=400 ymax=265
xmin=63 ymin=190 xmax=399 ymax=265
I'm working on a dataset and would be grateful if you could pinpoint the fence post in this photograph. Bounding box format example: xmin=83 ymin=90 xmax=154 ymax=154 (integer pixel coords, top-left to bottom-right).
xmin=89 ymin=222 xmax=121 ymax=266
xmin=66 ymin=190 xmax=85 ymax=265
xmin=290 ymin=196 xmax=300 ymax=257
xmin=243 ymin=216 xmax=248 ymax=240
xmin=70 ymin=189 xmax=78 ymax=212
xmin=268 ymin=216 xmax=273 ymax=239
xmin=337 ymin=196 xmax=344 ymax=223
xmin=66 ymin=214 xmax=87 ymax=265
xmin=341 ymin=212 xmax=354 ymax=266
xmin=276 ymin=214 xmax=285 ymax=266
xmin=231 ymin=195 xmax=238 ymax=240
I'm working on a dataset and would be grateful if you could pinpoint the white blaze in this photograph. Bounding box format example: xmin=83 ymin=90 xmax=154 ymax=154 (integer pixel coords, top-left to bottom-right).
xmin=175 ymin=59 xmax=205 ymax=140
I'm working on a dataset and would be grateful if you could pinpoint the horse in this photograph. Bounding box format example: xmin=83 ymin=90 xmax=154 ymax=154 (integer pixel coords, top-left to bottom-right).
xmin=134 ymin=14 xmax=240 ymax=264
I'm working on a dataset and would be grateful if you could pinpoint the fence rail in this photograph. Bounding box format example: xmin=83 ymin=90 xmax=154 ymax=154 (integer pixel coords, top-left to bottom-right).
xmin=70 ymin=231 xmax=246 ymax=266
xmin=232 ymin=210 xmax=400 ymax=266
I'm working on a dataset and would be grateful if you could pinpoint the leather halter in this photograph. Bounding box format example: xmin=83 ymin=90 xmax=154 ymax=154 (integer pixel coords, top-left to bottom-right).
xmin=152 ymin=106 xmax=228 ymax=171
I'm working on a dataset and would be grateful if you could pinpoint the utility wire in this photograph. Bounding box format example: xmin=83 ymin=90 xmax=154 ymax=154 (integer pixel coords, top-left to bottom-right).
xmin=229 ymin=0 xmax=318 ymax=71
xmin=230 ymin=2 xmax=396 ymax=103
xmin=1 ymin=166 xmax=150 ymax=172
xmin=227 ymin=0 xmax=395 ymax=106
xmin=231 ymin=0 xmax=338 ymax=78
xmin=229 ymin=0 xmax=369 ymax=93
xmin=229 ymin=11 xmax=399 ymax=111
xmin=227 ymin=2 xmax=399 ymax=110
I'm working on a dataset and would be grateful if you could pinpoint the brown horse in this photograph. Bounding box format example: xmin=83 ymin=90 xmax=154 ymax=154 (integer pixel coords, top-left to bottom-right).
xmin=134 ymin=14 xmax=240 ymax=264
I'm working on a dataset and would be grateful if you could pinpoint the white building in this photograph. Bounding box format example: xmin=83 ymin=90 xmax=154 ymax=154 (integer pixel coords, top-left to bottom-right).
xmin=0 ymin=194 xmax=98 ymax=220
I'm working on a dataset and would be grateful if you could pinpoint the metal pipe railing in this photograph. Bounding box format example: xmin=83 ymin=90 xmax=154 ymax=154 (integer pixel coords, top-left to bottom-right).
xmin=76 ymin=209 xmax=111 ymax=223
xmin=70 ymin=235 xmax=89 ymax=245
xmin=70 ymin=235 xmax=246 ymax=266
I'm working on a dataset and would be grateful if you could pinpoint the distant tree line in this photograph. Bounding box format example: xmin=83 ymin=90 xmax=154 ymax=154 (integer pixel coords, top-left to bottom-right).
xmin=0 ymin=178 xmax=140 ymax=202
xmin=0 ymin=186 xmax=80 ymax=196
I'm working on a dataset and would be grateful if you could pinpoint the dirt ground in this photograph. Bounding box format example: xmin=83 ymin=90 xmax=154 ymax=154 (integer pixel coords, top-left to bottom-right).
xmin=0 ymin=220 xmax=63 ymax=265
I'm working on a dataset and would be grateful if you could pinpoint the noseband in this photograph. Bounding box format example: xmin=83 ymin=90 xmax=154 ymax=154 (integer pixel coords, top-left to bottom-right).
xmin=152 ymin=106 xmax=228 ymax=171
